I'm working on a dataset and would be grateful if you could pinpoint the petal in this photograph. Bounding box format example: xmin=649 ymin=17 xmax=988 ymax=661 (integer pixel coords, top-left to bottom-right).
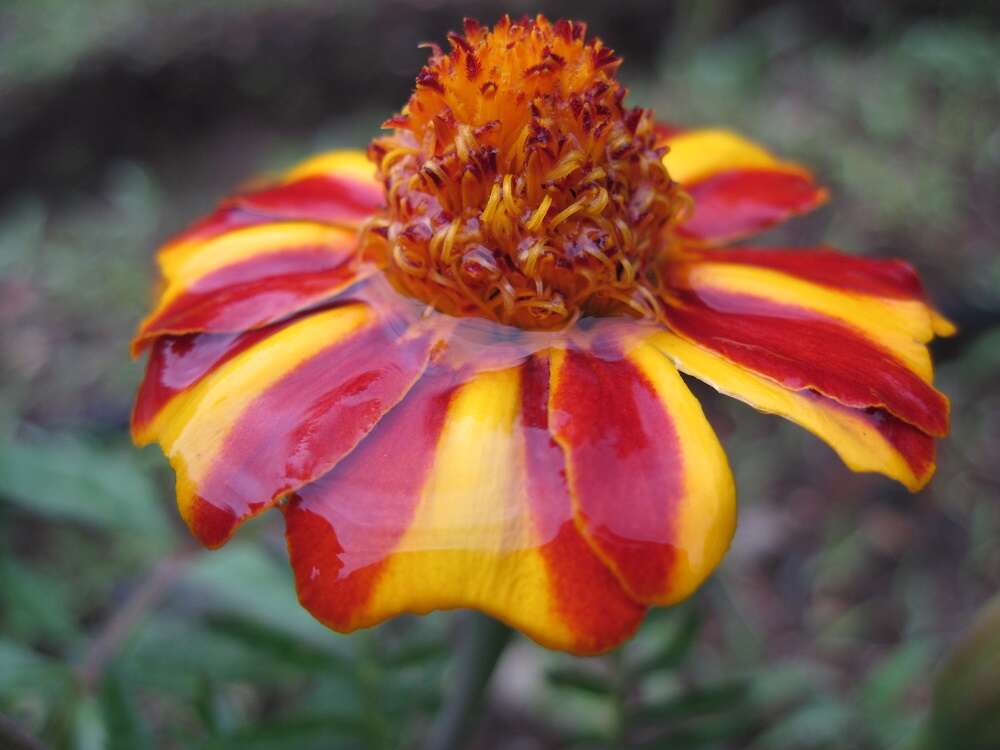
xmin=134 ymin=223 xmax=372 ymax=351
xmin=661 ymin=128 xmax=827 ymax=244
xmin=136 ymin=302 xmax=436 ymax=548
xmin=548 ymin=341 xmax=736 ymax=606
xmin=133 ymin=327 xmax=274 ymax=441
xmin=649 ymin=331 xmax=936 ymax=491
xmin=660 ymin=252 xmax=950 ymax=437
xmin=159 ymin=150 xmax=382 ymax=253
xmin=283 ymin=354 xmax=647 ymax=655
xmin=684 ymin=245 xmax=957 ymax=337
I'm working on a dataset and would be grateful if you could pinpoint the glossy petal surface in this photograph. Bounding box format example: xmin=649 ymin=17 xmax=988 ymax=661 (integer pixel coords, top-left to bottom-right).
xmin=650 ymin=331 xmax=936 ymax=490
xmin=661 ymin=128 xmax=828 ymax=243
xmin=548 ymin=340 xmax=735 ymax=605
xmin=655 ymin=245 xmax=951 ymax=489
xmin=134 ymin=150 xmax=382 ymax=351
xmin=660 ymin=249 xmax=949 ymax=435
xmin=135 ymin=224 xmax=372 ymax=349
xmin=284 ymin=352 xmax=649 ymax=654
xmin=133 ymin=303 xmax=435 ymax=547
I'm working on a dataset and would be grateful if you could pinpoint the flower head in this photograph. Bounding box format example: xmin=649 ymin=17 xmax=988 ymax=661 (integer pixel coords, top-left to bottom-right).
xmin=132 ymin=16 xmax=952 ymax=654
xmin=364 ymin=16 xmax=684 ymax=329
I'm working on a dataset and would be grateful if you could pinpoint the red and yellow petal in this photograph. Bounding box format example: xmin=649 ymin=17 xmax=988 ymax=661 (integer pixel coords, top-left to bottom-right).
xmin=134 ymin=302 xmax=436 ymax=548
xmin=284 ymin=353 xmax=649 ymax=655
xmin=660 ymin=128 xmax=828 ymax=244
xmin=680 ymin=246 xmax=956 ymax=337
xmin=649 ymin=331 xmax=936 ymax=491
xmin=548 ymin=340 xmax=736 ymax=606
xmin=133 ymin=223 xmax=372 ymax=351
xmin=159 ymin=150 xmax=382 ymax=254
xmin=660 ymin=249 xmax=950 ymax=437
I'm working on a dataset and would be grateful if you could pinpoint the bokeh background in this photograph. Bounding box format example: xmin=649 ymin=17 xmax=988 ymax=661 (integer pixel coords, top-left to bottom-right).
xmin=1 ymin=1 xmax=998 ymax=748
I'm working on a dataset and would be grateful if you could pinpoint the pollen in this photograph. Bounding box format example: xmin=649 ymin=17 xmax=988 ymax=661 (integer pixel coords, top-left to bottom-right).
xmin=360 ymin=15 xmax=689 ymax=330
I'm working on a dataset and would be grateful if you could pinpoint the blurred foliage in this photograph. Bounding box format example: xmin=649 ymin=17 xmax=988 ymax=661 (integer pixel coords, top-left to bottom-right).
xmin=924 ymin=596 xmax=1000 ymax=750
xmin=1 ymin=1 xmax=998 ymax=748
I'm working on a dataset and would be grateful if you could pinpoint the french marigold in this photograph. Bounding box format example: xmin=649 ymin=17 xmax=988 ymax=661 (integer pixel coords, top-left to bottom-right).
xmin=132 ymin=16 xmax=953 ymax=654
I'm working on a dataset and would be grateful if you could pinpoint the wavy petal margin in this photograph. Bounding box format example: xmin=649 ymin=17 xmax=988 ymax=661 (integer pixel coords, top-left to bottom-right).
xmin=284 ymin=355 xmax=646 ymax=654
xmin=133 ymin=224 xmax=373 ymax=350
xmin=133 ymin=151 xmax=382 ymax=352
xmin=548 ymin=340 xmax=735 ymax=606
xmin=283 ymin=339 xmax=734 ymax=654
xmin=655 ymin=245 xmax=951 ymax=489
xmin=660 ymin=248 xmax=950 ymax=437
xmin=660 ymin=128 xmax=828 ymax=244
xmin=133 ymin=302 xmax=436 ymax=547
xmin=649 ymin=331 xmax=936 ymax=491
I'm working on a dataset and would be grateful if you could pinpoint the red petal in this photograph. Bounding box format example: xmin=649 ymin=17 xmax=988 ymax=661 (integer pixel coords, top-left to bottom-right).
xmin=133 ymin=327 xmax=272 ymax=440
xmin=688 ymin=246 xmax=929 ymax=300
xmin=663 ymin=288 xmax=949 ymax=436
xmin=550 ymin=350 xmax=676 ymax=601
xmin=649 ymin=330 xmax=938 ymax=491
xmin=135 ymin=245 xmax=370 ymax=348
xmin=161 ymin=160 xmax=383 ymax=253
xmin=520 ymin=354 xmax=647 ymax=650
xmin=233 ymin=175 xmax=384 ymax=227
xmin=677 ymin=169 xmax=828 ymax=244
xmin=284 ymin=352 xmax=648 ymax=655
xmin=283 ymin=372 xmax=459 ymax=628
xmin=548 ymin=344 xmax=735 ymax=605
xmin=135 ymin=303 xmax=436 ymax=548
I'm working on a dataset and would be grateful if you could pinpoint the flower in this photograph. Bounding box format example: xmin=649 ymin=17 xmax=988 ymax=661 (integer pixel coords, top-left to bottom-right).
xmin=131 ymin=16 xmax=952 ymax=655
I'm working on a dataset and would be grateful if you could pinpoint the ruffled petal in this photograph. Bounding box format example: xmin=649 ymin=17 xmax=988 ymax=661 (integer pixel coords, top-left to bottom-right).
xmin=660 ymin=247 xmax=950 ymax=437
xmin=547 ymin=340 xmax=736 ymax=606
xmin=159 ymin=150 xmax=382 ymax=252
xmin=283 ymin=353 xmax=648 ymax=655
xmin=649 ymin=331 xmax=936 ymax=491
xmin=133 ymin=223 xmax=372 ymax=351
xmin=133 ymin=302 xmax=436 ymax=548
xmin=660 ymin=128 xmax=827 ymax=244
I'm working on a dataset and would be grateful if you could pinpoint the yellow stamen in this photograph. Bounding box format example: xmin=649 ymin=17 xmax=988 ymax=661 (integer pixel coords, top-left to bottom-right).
xmin=524 ymin=195 xmax=553 ymax=232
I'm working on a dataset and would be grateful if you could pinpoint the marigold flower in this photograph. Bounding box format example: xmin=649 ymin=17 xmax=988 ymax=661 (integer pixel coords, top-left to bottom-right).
xmin=132 ymin=16 xmax=952 ymax=654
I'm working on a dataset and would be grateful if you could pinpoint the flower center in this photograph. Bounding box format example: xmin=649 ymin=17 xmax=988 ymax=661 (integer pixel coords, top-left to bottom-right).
xmin=360 ymin=15 xmax=688 ymax=330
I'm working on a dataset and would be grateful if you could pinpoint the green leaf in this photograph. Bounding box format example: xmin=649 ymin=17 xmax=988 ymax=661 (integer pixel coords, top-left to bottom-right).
xmin=116 ymin=617 xmax=306 ymax=696
xmin=926 ymin=597 xmax=1000 ymax=750
xmin=630 ymin=681 xmax=750 ymax=728
xmin=100 ymin=666 xmax=151 ymax=750
xmin=181 ymin=542 xmax=355 ymax=658
xmin=858 ymin=640 xmax=934 ymax=746
xmin=379 ymin=635 xmax=449 ymax=669
xmin=199 ymin=715 xmax=365 ymax=750
xmin=546 ymin=666 xmax=615 ymax=696
xmin=0 ymin=638 xmax=67 ymax=697
xmin=0 ymin=556 xmax=78 ymax=647
xmin=0 ymin=433 xmax=169 ymax=536
xmin=204 ymin=615 xmax=355 ymax=674
xmin=632 ymin=712 xmax=755 ymax=749
xmin=72 ymin=695 xmax=107 ymax=750
xmin=752 ymin=700 xmax=853 ymax=750
xmin=746 ymin=661 xmax=830 ymax=710
xmin=631 ymin=607 xmax=702 ymax=678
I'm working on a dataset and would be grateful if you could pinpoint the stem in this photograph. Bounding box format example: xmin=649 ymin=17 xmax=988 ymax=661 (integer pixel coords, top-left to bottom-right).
xmin=609 ymin=648 xmax=629 ymax=750
xmin=425 ymin=612 xmax=512 ymax=750
xmin=360 ymin=632 xmax=388 ymax=750
xmin=0 ymin=713 xmax=48 ymax=750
